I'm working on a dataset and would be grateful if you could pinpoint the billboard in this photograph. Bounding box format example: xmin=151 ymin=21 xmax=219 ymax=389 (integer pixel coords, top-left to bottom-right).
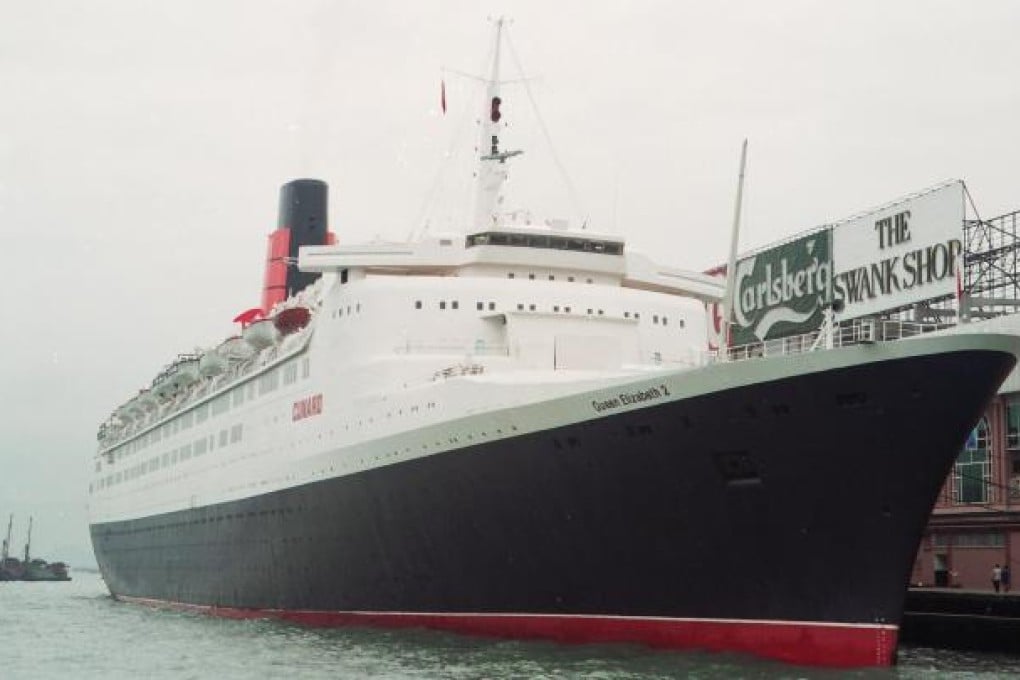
xmin=712 ymin=181 xmax=965 ymax=347
xmin=729 ymin=231 xmax=833 ymax=345
xmin=832 ymin=181 xmax=964 ymax=320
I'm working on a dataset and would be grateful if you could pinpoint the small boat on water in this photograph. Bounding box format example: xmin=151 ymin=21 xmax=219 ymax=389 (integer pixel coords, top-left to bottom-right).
xmin=0 ymin=516 xmax=71 ymax=582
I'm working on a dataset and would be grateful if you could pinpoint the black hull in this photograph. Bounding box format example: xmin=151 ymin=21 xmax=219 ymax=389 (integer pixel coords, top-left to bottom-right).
xmin=91 ymin=347 xmax=1016 ymax=665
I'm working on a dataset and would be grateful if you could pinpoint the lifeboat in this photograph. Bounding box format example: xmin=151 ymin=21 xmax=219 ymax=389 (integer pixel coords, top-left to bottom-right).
xmin=137 ymin=389 xmax=159 ymax=410
xmin=115 ymin=403 xmax=136 ymax=422
xmin=243 ymin=317 xmax=280 ymax=350
xmin=274 ymin=306 xmax=311 ymax=335
xmin=219 ymin=335 xmax=254 ymax=361
xmin=170 ymin=356 xmax=201 ymax=388
xmin=198 ymin=350 xmax=227 ymax=377
xmin=152 ymin=375 xmax=176 ymax=400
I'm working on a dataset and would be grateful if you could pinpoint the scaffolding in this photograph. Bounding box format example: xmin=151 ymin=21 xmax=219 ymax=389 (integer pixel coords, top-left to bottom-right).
xmin=963 ymin=208 xmax=1020 ymax=318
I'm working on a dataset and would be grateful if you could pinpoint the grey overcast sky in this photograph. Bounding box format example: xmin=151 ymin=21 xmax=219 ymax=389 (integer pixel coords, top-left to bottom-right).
xmin=2 ymin=0 xmax=1019 ymax=563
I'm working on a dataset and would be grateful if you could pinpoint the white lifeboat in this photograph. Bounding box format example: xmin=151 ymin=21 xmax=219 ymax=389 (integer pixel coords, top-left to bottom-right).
xmin=137 ymin=389 xmax=159 ymax=410
xmin=170 ymin=356 xmax=201 ymax=388
xmin=243 ymin=317 xmax=280 ymax=350
xmin=219 ymin=335 xmax=254 ymax=361
xmin=199 ymin=350 xmax=227 ymax=377
xmin=152 ymin=375 xmax=176 ymax=399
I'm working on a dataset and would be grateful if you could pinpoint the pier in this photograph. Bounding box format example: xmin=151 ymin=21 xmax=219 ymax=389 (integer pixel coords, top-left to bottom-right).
xmin=902 ymin=588 xmax=1020 ymax=652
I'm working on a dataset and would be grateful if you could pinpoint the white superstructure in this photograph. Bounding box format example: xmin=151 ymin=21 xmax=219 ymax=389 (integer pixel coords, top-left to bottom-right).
xmin=90 ymin=225 xmax=725 ymax=523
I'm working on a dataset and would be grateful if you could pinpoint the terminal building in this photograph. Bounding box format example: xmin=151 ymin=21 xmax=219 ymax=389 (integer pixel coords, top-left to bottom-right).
xmin=909 ymin=207 xmax=1020 ymax=590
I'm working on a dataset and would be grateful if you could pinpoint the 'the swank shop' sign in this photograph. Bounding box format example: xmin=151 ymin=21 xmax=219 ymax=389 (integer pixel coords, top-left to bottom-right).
xmin=726 ymin=181 xmax=965 ymax=344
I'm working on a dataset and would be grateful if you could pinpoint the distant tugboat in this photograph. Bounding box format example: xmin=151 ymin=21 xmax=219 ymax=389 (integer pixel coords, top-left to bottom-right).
xmin=0 ymin=515 xmax=71 ymax=582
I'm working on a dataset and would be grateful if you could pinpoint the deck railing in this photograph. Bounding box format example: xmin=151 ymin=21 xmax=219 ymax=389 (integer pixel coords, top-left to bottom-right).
xmin=712 ymin=319 xmax=952 ymax=364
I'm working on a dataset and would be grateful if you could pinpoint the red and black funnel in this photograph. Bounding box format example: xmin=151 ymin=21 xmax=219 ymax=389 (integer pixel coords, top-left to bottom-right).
xmin=261 ymin=179 xmax=334 ymax=312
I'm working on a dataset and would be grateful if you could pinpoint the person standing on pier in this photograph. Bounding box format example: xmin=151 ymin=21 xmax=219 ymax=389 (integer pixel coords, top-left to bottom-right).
xmin=1002 ymin=564 xmax=1011 ymax=593
xmin=992 ymin=564 xmax=1003 ymax=593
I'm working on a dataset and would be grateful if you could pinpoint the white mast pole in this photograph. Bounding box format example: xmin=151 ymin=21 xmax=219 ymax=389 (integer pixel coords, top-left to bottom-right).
xmin=720 ymin=139 xmax=748 ymax=359
xmin=471 ymin=17 xmax=521 ymax=231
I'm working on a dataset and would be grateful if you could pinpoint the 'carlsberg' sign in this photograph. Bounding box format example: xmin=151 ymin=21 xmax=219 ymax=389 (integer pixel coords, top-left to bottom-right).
xmin=731 ymin=231 xmax=832 ymax=345
xmin=832 ymin=181 xmax=964 ymax=320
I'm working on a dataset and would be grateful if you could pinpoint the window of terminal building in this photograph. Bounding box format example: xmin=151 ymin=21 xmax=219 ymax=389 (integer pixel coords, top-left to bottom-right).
xmin=954 ymin=417 xmax=991 ymax=504
xmin=1007 ymin=399 xmax=1020 ymax=449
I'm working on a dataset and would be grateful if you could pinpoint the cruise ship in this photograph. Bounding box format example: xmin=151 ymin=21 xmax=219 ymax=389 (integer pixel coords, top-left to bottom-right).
xmin=89 ymin=20 xmax=1020 ymax=667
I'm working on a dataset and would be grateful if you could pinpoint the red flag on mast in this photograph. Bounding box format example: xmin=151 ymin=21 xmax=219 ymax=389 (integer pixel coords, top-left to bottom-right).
xmin=441 ymin=79 xmax=447 ymax=114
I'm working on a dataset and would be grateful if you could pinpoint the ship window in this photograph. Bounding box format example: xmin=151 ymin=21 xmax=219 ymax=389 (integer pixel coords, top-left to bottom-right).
xmin=259 ymin=369 xmax=280 ymax=395
xmin=488 ymin=302 xmax=495 ymax=311
xmin=415 ymin=300 xmax=422 ymax=309
xmin=634 ymin=312 xmax=640 ymax=320
xmin=284 ymin=362 xmax=298 ymax=385
xmin=625 ymin=312 xmax=630 ymax=318
xmin=508 ymin=272 xmax=515 ymax=279
xmin=517 ymin=304 xmax=524 ymax=311
xmin=340 ymin=268 xmax=349 ymax=284
xmin=452 ymin=301 xmax=459 ymax=310
xmin=553 ymin=306 xmax=560 ymax=312
xmin=587 ymin=308 xmax=593 ymax=315
xmin=529 ymin=304 xmax=536 ymax=311
xmin=440 ymin=301 xmax=446 ymax=310
xmin=653 ymin=315 xmax=659 ymax=324
xmin=598 ymin=309 xmax=604 ymax=315
xmin=193 ymin=438 xmax=206 ymax=456
xmin=587 ymin=278 xmax=593 ymax=284
xmin=568 ymin=276 xmax=575 ymax=282
xmin=548 ymin=275 xmax=555 ymax=281
xmin=356 ymin=303 xmax=361 ymax=312
xmin=346 ymin=306 xmax=351 ymax=315
xmin=338 ymin=308 xmax=343 ymax=317
xmin=230 ymin=424 xmax=243 ymax=443
xmin=219 ymin=430 xmax=228 ymax=447
xmin=476 ymin=301 xmax=484 ymax=311
xmin=662 ymin=317 xmax=668 ymax=326
xmin=529 ymin=273 xmax=535 ymax=280
xmin=565 ymin=306 xmax=571 ymax=313
xmin=212 ymin=395 xmax=229 ymax=416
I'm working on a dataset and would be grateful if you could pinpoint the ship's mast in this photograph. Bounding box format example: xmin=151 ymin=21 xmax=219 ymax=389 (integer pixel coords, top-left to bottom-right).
xmin=24 ymin=516 xmax=32 ymax=563
xmin=1 ymin=514 xmax=11 ymax=561
xmin=471 ymin=16 xmax=522 ymax=230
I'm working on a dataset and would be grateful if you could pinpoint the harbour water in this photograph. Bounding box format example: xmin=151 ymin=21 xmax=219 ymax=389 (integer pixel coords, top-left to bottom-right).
xmin=5 ymin=572 xmax=1020 ymax=679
